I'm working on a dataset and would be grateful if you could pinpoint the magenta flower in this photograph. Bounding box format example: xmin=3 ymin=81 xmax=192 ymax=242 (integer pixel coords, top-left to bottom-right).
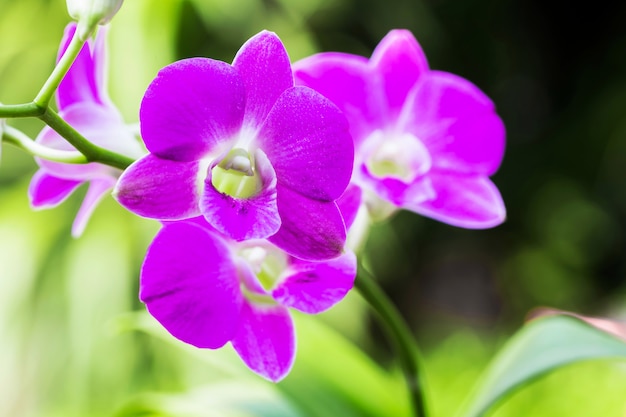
xmin=28 ymin=23 xmax=144 ymax=237
xmin=114 ymin=31 xmax=354 ymax=260
xmin=141 ymin=219 xmax=356 ymax=381
xmin=294 ymin=30 xmax=506 ymax=228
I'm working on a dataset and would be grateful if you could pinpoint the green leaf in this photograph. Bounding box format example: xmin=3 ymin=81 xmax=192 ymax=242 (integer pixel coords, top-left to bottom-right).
xmin=456 ymin=315 xmax=626 ymax=417
xmin=114 ymin=381 xmax=303 ymax=417
xmin=278 ymin=313 xmax=410 ymax=417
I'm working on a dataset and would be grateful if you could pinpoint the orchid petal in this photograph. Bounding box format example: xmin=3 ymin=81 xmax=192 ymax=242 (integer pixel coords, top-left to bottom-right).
xmin=233 ymin=31 xmax=293 ymax=131
xmin=140 ymin=222 xmax=243 ymax=349
xmin=407 ymin=71 xmax=505 ymax=175
xmin=269 ymin=185 xmax=346 ymax=261
xmin=370 ymin=29 xmax=429 ymax=121
xmin=71 ymin=177 xmax=116 ymax=237
xmin=258 ymin=86 xmax=354 ymax=201
xmin=114 ymin=154 xmax=201 ymax=220
xmin=336 ymin=184 xmax=363 ymax=230
xmin=201 ymin=149 xmax=280 ymax=241
xmin=57 ymin=23 xmax=104 ymax=109
xmin=37 ymin=103 xmax=136 ymax=180
xmin=293 ymin=53 xmax=378 ymax=143
xmin=231 ymin=301 xmax=295 ymax=382
xmin=405 ymin=173 xmax=506 ymax=228
xmin=28 ymin=170 xmax=81 ymax=208
xmin=273 ymin=250 xmax=356 ymax=314
xmin=140 ymin=58 xmax=245 ymax=161
xmin=360 ymin=163 xmax=435 ymax=207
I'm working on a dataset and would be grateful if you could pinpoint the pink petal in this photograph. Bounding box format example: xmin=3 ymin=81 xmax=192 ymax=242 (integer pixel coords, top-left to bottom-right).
xmin=407 ymin=71 xmax=505 ymax=175
xmin=336 ymin=184 xmax=363 ymax=230
xmin=258 ymin=86 xmax=354 ymax=201
xmin=293 ymin=53 xmax=378 ymax=143
xmin=231 ymin=301 xmax=295 ymax=382
xmin=36 ymin=103 xmax=134 ymax=180
xmin=269 ymin=185 xmax=346 ymax=261
xmin=140 ymin=222 xmax=243 ymax=349
xmin=71 ymin=177 xmax=116 ymax=237
xmin=273 ymin=250 xmax=356 ymax=314
xmin=359 ymin=163 xmax=435 ymax=207
xmin=28 ymin=170 xmax=81 ymax=208
xmin=57 ymin=23 xmax=105 ymax=109
xmin=370 ymin=29 xmax=429 ymax=122
xmin=200 ymin=149 xmax=280 ymax=241
xmin=114 ymin=154 xmax=201 ymax=220
xmin=405 ymin=173 xmax=506 ymax=229
xmin=233 ymin=31 xmax=293 ymax=132
xmin=140 ymin=58 xmax=245 ymax=161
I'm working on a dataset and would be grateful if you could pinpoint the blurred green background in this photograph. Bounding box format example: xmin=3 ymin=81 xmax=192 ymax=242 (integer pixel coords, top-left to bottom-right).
xmin=1 ymin=0 xmax=626 ymax=416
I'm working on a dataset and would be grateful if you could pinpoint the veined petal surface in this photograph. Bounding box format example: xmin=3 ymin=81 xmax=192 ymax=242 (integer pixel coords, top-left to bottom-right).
xmin=233 ymin=30 xmax=293 ymax=131
xmin=258 ymin=86 xmax=353 ymax=201
xmin=293 ymin=53 xmax=378 ymax=143
xmin=273 ymin=250 xmax=356 ymax=314
xmin=28 ymin=170 xmax=81 ymax=208
xmin=231 ymin=301 xmax=295 ymax=382
xmin=336 ymin=184 xmax=363 ymax=230
xmin=407 ymin=71 xmax=505 ymax=175
xmin=140 ymin=222 xmax=243 ymax=349
xmin=269 ymin=185 xmax=346 ymax=261
xmin=140 ymin=58 xmax=245 ymax=161
xmin=114 ymin=155 xmax=201 ymax=220
xmin=57 ymin=23 xmax=104 ymax=109
xmin=370 ymin=29 xmax=429 ymax=122
xmin=405 ymin=173 xmax=506 ymax=228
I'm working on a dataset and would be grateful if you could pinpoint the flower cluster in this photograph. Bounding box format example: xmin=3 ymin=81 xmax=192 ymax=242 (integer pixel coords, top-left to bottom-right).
xmin=113 ymin=31 xmax=357 ymax=381
xmin=36 ymin=25 xmax=506 ymax=382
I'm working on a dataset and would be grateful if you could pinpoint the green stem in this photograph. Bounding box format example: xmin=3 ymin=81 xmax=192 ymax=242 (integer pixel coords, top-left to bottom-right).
xmin=355 ymin=261 xmax=429 ymax=417
xmin=0 ymin=21 xmax=95 ymax=118
xmin=39 ymin=109 xmax=134 ymax=170
xmin=0 ymin=103 xmax=45 ymax=118
xmin=2 ymin=125 xmax=87 ymax=163
xmin=33 ymin=22 xmax=94 ymax=108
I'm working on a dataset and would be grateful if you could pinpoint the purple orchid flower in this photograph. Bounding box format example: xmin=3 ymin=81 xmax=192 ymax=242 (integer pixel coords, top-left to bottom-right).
xmin=141 ymin=218 xmax=356 ymax=381
xmin=28 ymin=23 xmax=144 ymax=237
xmin=114 ymin=31 xmax=354 ymax=261
xmin=294 ymin=30 xmax=506 ymax=229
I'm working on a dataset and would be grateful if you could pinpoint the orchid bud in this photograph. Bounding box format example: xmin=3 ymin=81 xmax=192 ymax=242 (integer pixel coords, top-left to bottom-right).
xmin=66 ymin=0 xmax=123 ymax=27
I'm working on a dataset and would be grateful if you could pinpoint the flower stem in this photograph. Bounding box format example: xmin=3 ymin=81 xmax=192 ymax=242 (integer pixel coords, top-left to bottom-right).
xmin=355 ymin=261 xmax=429 ymax=417
xmin=39 ymin=109 xmax=134 ymax=170
xmin=2 ymin=125 xmax=87 ymax=163
xmin=33 ymin=22 xmax=94 ymax=108
xmin=0 ymin=103 xmax=45 ymax=118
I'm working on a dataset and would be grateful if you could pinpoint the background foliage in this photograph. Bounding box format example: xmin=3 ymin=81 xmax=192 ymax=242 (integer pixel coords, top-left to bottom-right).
xmin=1 ymin=0 xmax=626 ymax=416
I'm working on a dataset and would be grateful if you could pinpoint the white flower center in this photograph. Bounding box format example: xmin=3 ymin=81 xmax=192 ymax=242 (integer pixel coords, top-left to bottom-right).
xmin=238 ymin=241 xmax=288 ymax=291
xmin=211 ymin=148 xmax=260 ymax=198
xmin=362 ymin=130 xmax=432 ymax=183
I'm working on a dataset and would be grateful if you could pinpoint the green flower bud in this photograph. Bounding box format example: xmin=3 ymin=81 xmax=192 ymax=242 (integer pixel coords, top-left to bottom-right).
xmin=66 ymin=0 xmax=123 ymax=27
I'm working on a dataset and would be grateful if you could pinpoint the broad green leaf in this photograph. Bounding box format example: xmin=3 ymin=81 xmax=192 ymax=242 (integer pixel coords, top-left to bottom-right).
xmin=456 ymin=315 xmax=626 ymax=417
xmin=278 ymin=313 xmax=410 ymax=417
xmin=115 ymin=381 xmax=303 ymax=417
xmin=120 ymin=308 xmax=409 ymax=417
